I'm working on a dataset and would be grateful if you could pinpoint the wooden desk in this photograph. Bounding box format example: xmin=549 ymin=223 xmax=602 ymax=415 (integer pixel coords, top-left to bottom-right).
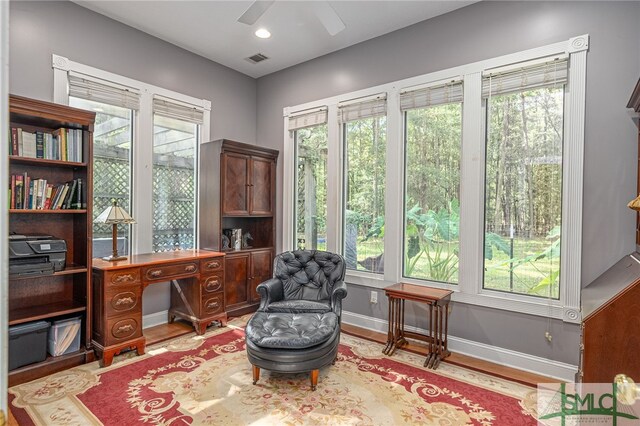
xmin=384 ymin=283 xmax=453 ymax=369
xmin=92 ymin=249 xmax=226 ymax=367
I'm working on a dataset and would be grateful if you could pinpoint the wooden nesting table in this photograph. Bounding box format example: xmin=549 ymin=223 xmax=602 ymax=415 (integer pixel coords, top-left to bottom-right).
xmin=383 ymin=283 xmax=453 ymax=369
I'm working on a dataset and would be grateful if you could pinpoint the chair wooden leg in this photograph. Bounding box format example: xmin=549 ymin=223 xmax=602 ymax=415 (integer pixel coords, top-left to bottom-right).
xmin=310 ymin=369 xmax=319 ymax=391
xmin=252 ymin=365 xmax=260 ymax=385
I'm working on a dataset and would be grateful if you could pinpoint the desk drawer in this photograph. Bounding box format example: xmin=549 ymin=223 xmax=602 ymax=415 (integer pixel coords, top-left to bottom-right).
xmin=144 ymin=262 xmax=199 ymax=282
xmin=202 ymin=293 xmax=224 ymax=316
xmin=202 ymin=274 xmax=224 ymax=293
xmin=108 ymin=268 xmax=141 ymax=286
xmin=107 ymin=316 xmax=142 ymax=343
xmin=106 ymin=287 xmax=142 ymax=317
xmin=201 ymin=257 xmax=224 ymax=273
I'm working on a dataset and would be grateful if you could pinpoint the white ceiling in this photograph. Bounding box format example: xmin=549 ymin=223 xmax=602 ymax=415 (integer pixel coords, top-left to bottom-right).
xmin=73 ymin=1 xmax=475 ymax=78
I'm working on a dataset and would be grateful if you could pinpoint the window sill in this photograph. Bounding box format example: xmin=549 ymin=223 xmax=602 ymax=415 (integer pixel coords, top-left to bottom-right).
xmin=345 ymin=274 xmax=571 ymax=321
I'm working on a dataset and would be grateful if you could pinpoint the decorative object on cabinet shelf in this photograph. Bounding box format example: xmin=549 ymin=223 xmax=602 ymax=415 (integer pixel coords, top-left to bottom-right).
xmin=231 ymin=228 xmax=242 ymax=250
xmin=615 ymin=374 xmax=640 ymax=405
xmin=242 ymin=232 xmax=253 ymax=249
xmin=628 ymin=195 xmax=640 ymax=211
xmin=222 ymin=233 xmax=231 ymax=250
xmin=94 ymin=200 xmax=135 ymax=261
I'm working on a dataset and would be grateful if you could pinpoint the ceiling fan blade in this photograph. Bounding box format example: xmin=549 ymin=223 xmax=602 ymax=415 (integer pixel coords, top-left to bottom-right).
xmin=237 ymin=0 xmax=275 ymax=25
xmin=312 ymin=1 xmax=345 ymax=36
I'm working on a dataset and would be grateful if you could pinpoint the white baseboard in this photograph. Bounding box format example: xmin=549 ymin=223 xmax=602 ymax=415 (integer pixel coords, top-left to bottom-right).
xmin=342 ymin=310 xmax=577 ymax=382
xmin=143 ymin=310 xmax=169 ymax=329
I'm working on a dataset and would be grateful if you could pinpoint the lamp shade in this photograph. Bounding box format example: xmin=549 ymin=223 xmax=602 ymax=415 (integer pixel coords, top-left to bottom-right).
xmin=94 ymin=200 xmax=136 ymax=224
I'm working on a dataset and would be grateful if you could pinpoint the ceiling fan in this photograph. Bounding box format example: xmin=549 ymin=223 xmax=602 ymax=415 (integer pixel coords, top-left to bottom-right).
xmin=238 ymin=0 xmax=346 ymax=36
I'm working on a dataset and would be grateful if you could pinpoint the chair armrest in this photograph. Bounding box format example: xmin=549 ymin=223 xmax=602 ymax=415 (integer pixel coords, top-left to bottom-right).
xmin=330 ymin=280 xmax=348 ymax=318
xmin=256 ymin=278 xmax=284 ymax=311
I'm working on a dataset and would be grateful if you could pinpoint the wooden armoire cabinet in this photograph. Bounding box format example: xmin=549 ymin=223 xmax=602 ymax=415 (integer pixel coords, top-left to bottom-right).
xmin=200 ymin=140 xmax=279 ymax=317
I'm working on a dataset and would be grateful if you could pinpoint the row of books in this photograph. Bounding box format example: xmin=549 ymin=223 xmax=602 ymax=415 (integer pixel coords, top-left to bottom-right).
xmin=10 ymin=174 xmax=85 ymax=210
xmin=9 ymin=127 xmax=83 ymax=162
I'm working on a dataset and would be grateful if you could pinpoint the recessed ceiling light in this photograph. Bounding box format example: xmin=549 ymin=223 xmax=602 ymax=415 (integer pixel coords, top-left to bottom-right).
xmin=255 ymin=28 xmax=271 ymax=39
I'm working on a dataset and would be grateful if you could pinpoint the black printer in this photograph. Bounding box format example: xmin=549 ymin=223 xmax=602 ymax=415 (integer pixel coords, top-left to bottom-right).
xmin=9 ymin=235 xmax=67 ymax=277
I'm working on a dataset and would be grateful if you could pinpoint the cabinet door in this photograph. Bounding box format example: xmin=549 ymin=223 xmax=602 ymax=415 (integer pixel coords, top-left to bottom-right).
xmin=224 ymin=253 xmax=250 ymax=309
xmin=250 ymin=249 xmax=274 ymax=303
xmin=250 ymin=157 xmax=274 ymax=215
xmin=222 ymin=152 xmax=249 ymax=215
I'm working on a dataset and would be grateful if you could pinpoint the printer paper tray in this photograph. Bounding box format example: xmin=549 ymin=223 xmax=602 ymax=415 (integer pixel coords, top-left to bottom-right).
xmin=9 ymin=262 xmax=55 ymax=277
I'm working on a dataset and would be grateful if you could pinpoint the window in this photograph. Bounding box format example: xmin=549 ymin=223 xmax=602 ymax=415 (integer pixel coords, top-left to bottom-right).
xmin=283 ymin=35 xmax=587 ymax=321
xmin=482 ymin=58 xmax=566 ymax=299
xmin=54 ymin=55 xmax=210 ymax=255
xmin=402 ymin=81 xmax=463 ymax=283
xmin=152 ymin=98 xmax=202 ymax=251
xmin=340 ymin=95 xmax=387 ymax=274
xmin=68 ymin=73 xmax=138 ymax=258
xmin=289 ymin=108 xmax=328 ymax=251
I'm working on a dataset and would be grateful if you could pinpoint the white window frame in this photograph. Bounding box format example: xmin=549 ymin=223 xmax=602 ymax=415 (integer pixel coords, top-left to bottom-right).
xmin=283 ymin=35 xmax=589 ymax=323
xmin=52 ymin=54 xmax=211 ymax=254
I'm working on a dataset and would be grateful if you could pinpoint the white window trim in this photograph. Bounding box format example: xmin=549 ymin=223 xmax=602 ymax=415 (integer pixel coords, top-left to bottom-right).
xmin=282 ymin=35 xmax=589 ymax=323
xmin=52 ymin=54 xmax=211 ymax=254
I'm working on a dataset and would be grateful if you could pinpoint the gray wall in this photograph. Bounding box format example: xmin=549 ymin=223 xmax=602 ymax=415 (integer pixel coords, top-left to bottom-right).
xmin=9 ymin=0 xmax=257 ymax=143
xmin=9 ymin=0 xmax=258 ymax=314
xmin=256 ymin=1 xmax=640 ymax=365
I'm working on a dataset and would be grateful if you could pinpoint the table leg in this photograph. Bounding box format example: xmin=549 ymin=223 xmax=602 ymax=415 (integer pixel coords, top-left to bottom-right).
xmin=443 ymin=302 xmax=449 ymax=354
xmin=384 ymin=296 xmax=395 ymax=355
xmin=431 ymin=304 xmax=443 ymax=369
xmin=424 ymin=303 xmax=434 ymax=367
xmin=389 ymin=298 xmax=399 ymax=355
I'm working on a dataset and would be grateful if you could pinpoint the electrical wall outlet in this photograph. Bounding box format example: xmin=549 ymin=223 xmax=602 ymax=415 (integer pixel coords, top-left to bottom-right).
xmin=370 ymin=290 xmax=378 ymax=304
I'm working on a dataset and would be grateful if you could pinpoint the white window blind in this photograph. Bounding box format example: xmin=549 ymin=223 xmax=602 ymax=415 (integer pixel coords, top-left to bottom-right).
xmin=338 ymin=93 xmax=387 ymax=123
xmin=153 ymin=97 xmax=204 ymax=125
xmin=400 ymin=80 xmax=463 ymax=111
xmin=288 ymin=107 xmax=328 ymax=131
xmin=68 ymin=71 xmax=140 ymax=110
xmin=482 ymin=57 xmax=568 ymax=98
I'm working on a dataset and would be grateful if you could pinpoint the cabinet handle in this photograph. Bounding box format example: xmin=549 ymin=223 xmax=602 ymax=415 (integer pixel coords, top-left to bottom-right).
xmin=206 ymin=280 xmax=220 ymax=290
xmin=117 ymin=324 xmax=134 ymax=333
xmin=150 ymin=270 xmax=162 ymax=278
xmin=185 ymin=265 xmax=197 ymax=273
xmin=207 ymin=301 xmax=220 ymax=309
xmin=206 ymin=261 xmax=220 ymax=269
xmin=115 ymin=297 xmax=134 ymax=306
xmin=115 ymin=274 xmax=134 ymax=283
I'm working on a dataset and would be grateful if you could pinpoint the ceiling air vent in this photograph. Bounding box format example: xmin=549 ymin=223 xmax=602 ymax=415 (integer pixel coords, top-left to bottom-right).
xmin=245 ymin=53 xmax=269 ymax=64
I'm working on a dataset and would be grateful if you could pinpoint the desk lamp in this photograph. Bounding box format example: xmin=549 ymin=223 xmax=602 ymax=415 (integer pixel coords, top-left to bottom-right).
xmin=94 ymin=200 xmax=135 ymax=261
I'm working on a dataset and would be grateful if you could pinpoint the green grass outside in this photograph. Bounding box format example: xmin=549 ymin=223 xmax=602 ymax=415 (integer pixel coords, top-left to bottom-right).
xmin=352 ymin=237 xmax=559 ymax=299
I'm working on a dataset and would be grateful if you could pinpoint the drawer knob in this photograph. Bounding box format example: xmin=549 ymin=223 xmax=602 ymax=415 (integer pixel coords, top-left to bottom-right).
xmin=117 ymin=324 xmax=134 ymax=333
xmin=115 ymin=274 xmax=134 ymax=283
xmin=150 ymin=270 xmax=162 ymax=278
xmin=206 ymin=261 xmax=220 ymax=269
xmin=115 ymin=297 xmax=134 ymax=306
xmin=185 ymin=265 xmax=197 ymax=273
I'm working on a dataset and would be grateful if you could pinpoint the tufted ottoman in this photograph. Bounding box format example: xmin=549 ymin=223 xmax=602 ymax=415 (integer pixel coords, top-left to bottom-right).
xmin=245 ymin=311 xmax=340 ymax=391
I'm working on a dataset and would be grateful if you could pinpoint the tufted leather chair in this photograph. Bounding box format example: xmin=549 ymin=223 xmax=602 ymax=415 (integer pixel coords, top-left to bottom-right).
xmin=256 ymin=250 xmax=348 ymax=321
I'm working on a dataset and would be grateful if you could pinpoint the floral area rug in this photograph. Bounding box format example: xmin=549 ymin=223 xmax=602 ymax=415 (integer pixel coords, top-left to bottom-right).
xmin=9 ymin=318 xmax=538 ymax=425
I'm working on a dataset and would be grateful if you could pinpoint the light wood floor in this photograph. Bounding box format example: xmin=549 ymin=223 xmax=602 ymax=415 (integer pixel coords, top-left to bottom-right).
xmin=8 ymin=317 xmax=553 ymax=424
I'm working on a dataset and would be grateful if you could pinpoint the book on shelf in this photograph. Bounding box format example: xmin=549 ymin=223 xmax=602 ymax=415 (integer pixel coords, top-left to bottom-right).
xmin=9 ymin=174 xmax=85 ymax=211
xmin=9 ymin=127 xmax=83 ymax=162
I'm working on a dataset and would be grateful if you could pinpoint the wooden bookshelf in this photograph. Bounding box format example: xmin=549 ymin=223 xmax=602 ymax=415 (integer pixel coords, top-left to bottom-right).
xmin=8 ymin=95 xmax=96 ymax=386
